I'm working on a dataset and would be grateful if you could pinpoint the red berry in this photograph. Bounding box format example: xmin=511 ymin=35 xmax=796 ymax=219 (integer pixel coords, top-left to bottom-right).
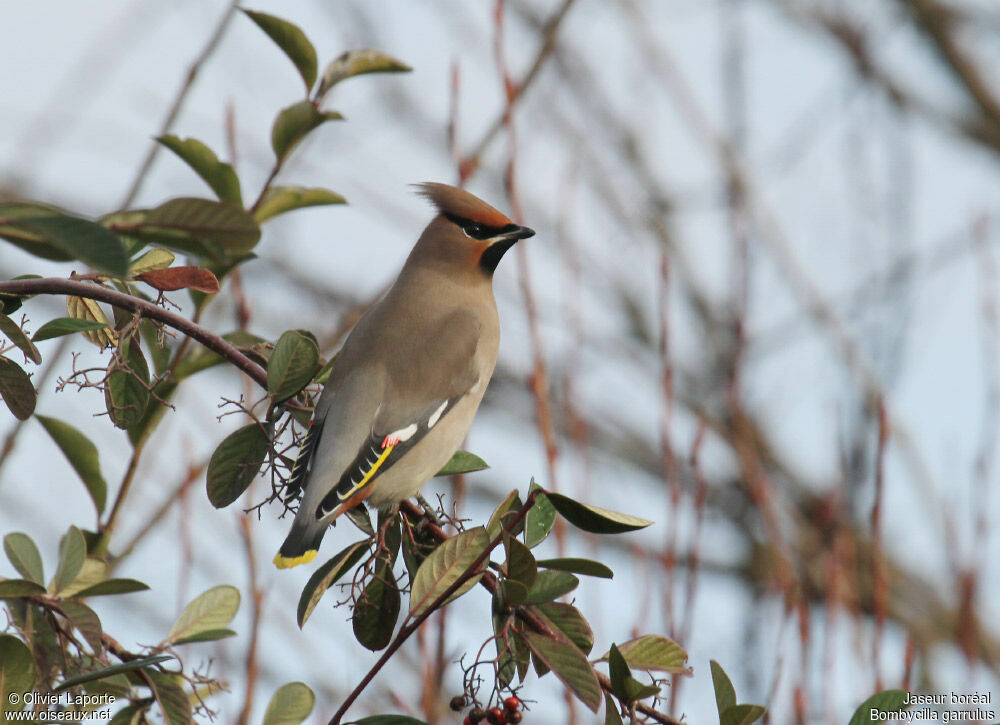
xmin=463 ymin=718 xmax=472 ymax=725
xmin=486 ymin=707 xmax=507 ymax=724
xmin=451 ymin=696 xmax=467 ymax=711
xmin=469 ymin=708 xmax=485 ymax=724
xmin=503 ymin=696 xmax=520 ymax=713
xmin=507 ymin=712 xmax=523 ymax=724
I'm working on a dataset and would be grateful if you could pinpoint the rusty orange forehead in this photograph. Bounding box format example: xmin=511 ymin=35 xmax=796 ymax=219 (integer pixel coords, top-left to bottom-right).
xmin=414 ymin=182 xmax=514 ymax=227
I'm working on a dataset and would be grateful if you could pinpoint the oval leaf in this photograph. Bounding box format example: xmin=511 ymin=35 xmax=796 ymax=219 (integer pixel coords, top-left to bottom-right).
xmin=0 ymin=579 xmax=47 ymax=598
xmin=206 ymin=423 xmax=270 ymax=508
xmin=37 ymin=415 xmax=107 ymax=514
xmin=167 ymin=584 xmax=240 ymax=645
xmin=156 ymin=136 xmax=242 ymax=205
xmin=409 ymin=526 xmax=489 ymax=616
xmin=52 ymin=654 xmax=172 ymax=693
xmin=317 ymin=49 xmax=411 ymax=98
xmin=52 ymin=526 xmax=87 ymax=595
xmin=128 ymin=247 xmax=175 ymax=275
xmin=3 ymin=533 xmax=44 ymax=584
xmin=435 ymin=450 xmax=489 ymax=477
xmin=11 ymin=212 xmax=128 ymax=278
xmin=271 ymin=101 xmax=344 ymax=161
xmin=32 ymin=316 xmax=109 ymax=343
xmin=58 ymin=556 xmax=109 ymax=598
xmin=0 ymin=314 xmax=40 ymax=364
xmin=268 ymin=329 xmax=320 ymax=401
xmin=522 ymin=630 xmax=601 ymax=712
xmin=0 ymin=357 xmax=36 ymax=420
xmin=67 ymin=295 xmax=117 ymax=347
xmin=535 ymin=602 xmax=594 ymax=655
xmin=546 ymin=492 xmax=653 ymax=534
xmin=721 ymin=704 xmax=767 ymax=725
xmin=297 ymin=540 xmax=369 ymax=628
xmin=536 ymin=557 xmax=613 ymax=579
xmin=711 ymin=660 xmax=737 ymax=717
xmin=241 ymin=10 xmax=318 ymax=92
xmin=73 ymin=578 xmax=150 ymax=598
xmin=0 ymin=202 xmax=75 ymax=261
xmin=849 ymin=690 xmax=911 ymax=725
xmin=58 ymin=600 xmax=103 ymax=653
xmin=353 ymin=561 xmax=400 ymax=651
xmin=105 ymin=339 xmax=150 ymax=430
xmin=524 ymin=481 xmax=555 ymax=548
xmin=600 ymin=635 xmax=689 ymax=674
xmin=106 ymin=198 xmax=261 ymax=261
xmin=0 ymin=634 xmax=36 ymax=714
xmin=137 ymin=266 xmax=220 ymax=294
xmin=253 ymin=186 xmax=346 ymax=223
xmin=263 ymin=681 xmax=316 ymax=725
xmin=524 ymin=570 xmax=578 ymax=605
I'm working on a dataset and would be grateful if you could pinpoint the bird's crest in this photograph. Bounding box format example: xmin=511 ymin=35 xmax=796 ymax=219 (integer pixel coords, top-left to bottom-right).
xmin=415 ymin=182 xmax=514 ymax=228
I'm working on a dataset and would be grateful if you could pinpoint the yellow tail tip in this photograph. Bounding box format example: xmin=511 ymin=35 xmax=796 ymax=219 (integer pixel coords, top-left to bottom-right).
xmin=273 ymin=550 xmax=317 ymax=569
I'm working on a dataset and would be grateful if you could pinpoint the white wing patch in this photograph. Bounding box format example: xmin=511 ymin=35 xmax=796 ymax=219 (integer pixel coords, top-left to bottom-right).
xmin=427 ymin=401 xmax=448 ymax=428
xmin=389 ymin=423 xmax=418 ymax=442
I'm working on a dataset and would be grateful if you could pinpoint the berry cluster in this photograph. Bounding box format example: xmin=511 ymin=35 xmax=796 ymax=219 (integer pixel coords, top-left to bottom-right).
xmin=452 ymin=696 xmax=524 ymax=724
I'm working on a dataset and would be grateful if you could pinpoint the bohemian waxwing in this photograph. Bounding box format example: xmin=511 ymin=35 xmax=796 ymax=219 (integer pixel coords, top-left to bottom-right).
xmin=274 ymin=183 xmax=534 ymax=568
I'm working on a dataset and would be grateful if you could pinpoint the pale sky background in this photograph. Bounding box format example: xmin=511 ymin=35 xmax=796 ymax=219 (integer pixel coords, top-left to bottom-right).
xmin=2 ymin=0 xmax=1000 ymax=723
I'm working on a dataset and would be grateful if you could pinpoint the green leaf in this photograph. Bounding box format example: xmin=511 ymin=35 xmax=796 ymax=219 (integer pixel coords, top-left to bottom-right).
xmin=721 ymin=704 xmax=767 ymax=725
xmin=0 ymin=206 xmax=129 ymax=277
xmin=105 ymin=338 xmax=150 ymax=430
xmin=504 ymin=535 xmax=537 ymax=590
xmin=253 ymin=186 xmax=346 ymax=223
xmin=0 ymin=202 xmax=75 ymax=261
xmin=522 ymin=630 xmax=602 ymax=712
xmin=486 ymin=490 xmax=523 ymax=541
xmin=52 ymin=654 xmax=172 ymax=692
xmin=316 ymin=49 xmax=411 ymax=98
xmin=32 ymin=316 xmax=110 ymax=342
xmin=128 ymin=247 xmax=176 ymax=275
xmin=104 ymin=198 xmax=261 ymax=261
xmin=241 ymin=10 xmax=318 ymax=92
xmin=849 ymin=690 xmax=911 ymax=725
xmin=0 ymin=357 xmax=35 ymax=420
xmin=524 ymin=570 xmax=578 ymax=605
xmin=66 ymin=294 xmax=117 ymax=347
xmin=0 ymin=314 xmax=40 ymax=364
xmin=57 ymin=555 xmax=108 ymax=597
xmin=156 ymin=135 xmax=242 ymax=205
xmin=612 ymin=635 xmax=689 ymax=674
xmin=146 ymin=671 xmax=192 ymax=725
xmin=52 ymin=526 xmax=87 ymax=594
xmin=353 ymin=559 xmax=400 ymax=651
xmin=604 ymin=692 xmax=624 ymax=725
xmin=205 ymin=423 xmax=270 ymax=508
xmin=348 ymin=717 xmax=429 ymax=725
xmin=546 ymin=492 xmax=653 ymax=534
xmin=344 ymin=503 xmax=375 ymax=537
xmin=409 ymin=526 xmax=489 ymax=616
xmin=268 ymin=329 xmax=320 ymax=401
xmin=524 ymin=480 xmax=556 ymax=548
xmin=167 ymin=584 xmax=240 ymax=645
xmin=3 ymin=533 xmax=43 ymax=584
xmin=37 ymin=415 xmax=107 ymax=514
xmin=711 ymin=660 xmax=737 ymax=718
xmin=271 ymin=101 xmax=344 ymax=161
xmin=262 ymin=681 xmax=316 ymax=725
xmin=435 ymin=450 xmax=489 ymax=477
xmin=297 ymin=540 xmax=368 ymax=628
xmin=73 ymin=578 xmax=150 ymax=598
xmin=171 ymin=628 xmax=236 ymax=645
xmin=535 ymin=602 xmax=594 ymax=655
xmin=536 ymin=557 xmax=613 ymax=579
xmin=0 ymin=634 xmax=36 ymax=716
xmin=0 ymin=579 xmax=46 ymax=598
xmin=608 ymin=643 xmax=632 ymax=701
xmin=58 ymin=600 xmax=103 ymax=653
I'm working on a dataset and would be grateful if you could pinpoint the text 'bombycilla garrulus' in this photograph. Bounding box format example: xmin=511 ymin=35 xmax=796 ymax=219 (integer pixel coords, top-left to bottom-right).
xmin=274 ymin=183 xmax=534 ymax=568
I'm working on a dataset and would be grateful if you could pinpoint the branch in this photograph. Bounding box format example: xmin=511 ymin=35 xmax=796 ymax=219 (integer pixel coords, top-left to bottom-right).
xmin=0 ymin=277 xmax=267 ymax=388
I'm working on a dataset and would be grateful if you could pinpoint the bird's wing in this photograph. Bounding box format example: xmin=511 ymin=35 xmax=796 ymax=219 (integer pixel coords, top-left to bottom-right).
xmin=290 ymin=309 xmax=483 ymax=514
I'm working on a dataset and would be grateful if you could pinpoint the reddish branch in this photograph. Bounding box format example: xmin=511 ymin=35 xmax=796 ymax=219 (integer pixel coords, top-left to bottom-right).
xmin=0 ymin=277 xmax=267 ymax=388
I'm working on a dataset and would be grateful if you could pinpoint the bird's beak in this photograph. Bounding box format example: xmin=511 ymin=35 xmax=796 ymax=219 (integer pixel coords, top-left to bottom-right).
xmin=498 ymin=225 xmax=535 ymax=242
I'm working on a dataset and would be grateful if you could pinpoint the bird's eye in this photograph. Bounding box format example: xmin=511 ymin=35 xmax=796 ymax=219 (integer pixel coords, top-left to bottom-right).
xmin=465 ymin=223 xmax=484 ymax=237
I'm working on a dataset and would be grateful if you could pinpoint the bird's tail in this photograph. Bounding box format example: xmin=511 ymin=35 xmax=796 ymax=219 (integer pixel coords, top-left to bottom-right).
xmin=273 ymin=518 xmax=327 ymax=569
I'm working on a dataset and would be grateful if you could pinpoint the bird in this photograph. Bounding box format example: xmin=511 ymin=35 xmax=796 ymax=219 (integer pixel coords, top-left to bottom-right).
xmin=273 ymin=183 xmax=535 ymax=568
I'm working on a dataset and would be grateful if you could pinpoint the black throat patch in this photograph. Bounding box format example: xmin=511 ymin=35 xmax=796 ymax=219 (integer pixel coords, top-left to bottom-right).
xmin=479 ymin=239 xmax=517 ymax=274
